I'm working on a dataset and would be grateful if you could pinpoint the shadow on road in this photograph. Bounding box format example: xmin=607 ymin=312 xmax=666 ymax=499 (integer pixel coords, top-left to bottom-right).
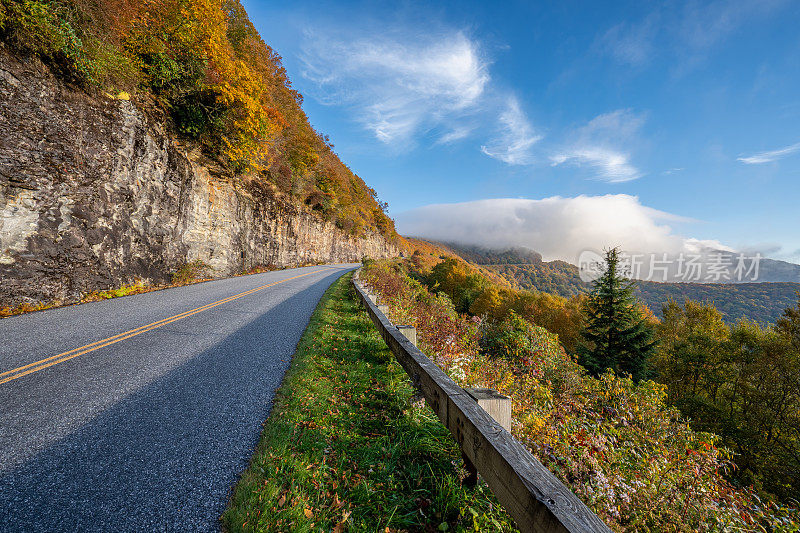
xmin=0 ymin=268 xmax=348 ymax=532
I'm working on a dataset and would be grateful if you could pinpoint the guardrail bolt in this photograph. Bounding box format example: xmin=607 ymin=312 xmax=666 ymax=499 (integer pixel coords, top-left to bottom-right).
xmin=396 ymin=325 xmax=416 ymax=347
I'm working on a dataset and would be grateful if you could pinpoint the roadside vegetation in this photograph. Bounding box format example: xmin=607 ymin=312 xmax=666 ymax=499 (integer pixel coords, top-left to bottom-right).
xmin=361 ymin=253 xmax=799 ymax=531
xmin=0 ymin=260 xmax=212 ymax=318
xmin=223 ymin=272 xmax=516 ymax=532
xmin=0 ymin=260 xmax=323 ymax=319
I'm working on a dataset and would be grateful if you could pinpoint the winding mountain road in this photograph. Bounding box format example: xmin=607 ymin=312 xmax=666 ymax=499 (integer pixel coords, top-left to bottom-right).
xmin=0 ymin=264 xmax=356 ymax=532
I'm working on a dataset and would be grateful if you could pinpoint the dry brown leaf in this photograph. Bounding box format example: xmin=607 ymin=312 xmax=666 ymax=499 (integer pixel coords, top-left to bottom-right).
xmin=304 ymin=508 xmax=313 ymax=519
xmin=332 ymin=493 xmax=344 ymax=509
xmin=277 ymin=495 xmax=286 ymax=507
xmin=332 ymin=523 xmax=345 ymax=533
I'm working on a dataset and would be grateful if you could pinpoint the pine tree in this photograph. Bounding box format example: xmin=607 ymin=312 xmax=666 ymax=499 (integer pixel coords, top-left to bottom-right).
xmin=577 ymin=248 xmax=656 ymax=381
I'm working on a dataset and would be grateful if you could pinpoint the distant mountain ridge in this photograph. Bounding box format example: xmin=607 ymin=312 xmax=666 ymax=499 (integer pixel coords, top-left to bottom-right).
xmin=434 ymin=242 xmax=800 ymax=325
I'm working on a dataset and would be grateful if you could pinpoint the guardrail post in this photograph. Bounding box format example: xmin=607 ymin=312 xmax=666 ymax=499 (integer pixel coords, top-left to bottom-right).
xmin=464 ymin=388 xmax=512 ymax=432
xmin=461 ymin=388 xmax=512 ymax=487
xmin=396 ymin=325 xmax=416 ymax=346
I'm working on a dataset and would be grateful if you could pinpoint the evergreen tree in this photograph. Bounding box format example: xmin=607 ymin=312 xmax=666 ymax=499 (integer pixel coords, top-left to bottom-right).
xmin=577 ymin=248 xmax=656 ymax=381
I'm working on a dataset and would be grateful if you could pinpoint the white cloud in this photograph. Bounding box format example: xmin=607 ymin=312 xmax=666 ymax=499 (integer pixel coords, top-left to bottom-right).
xmin=436 ymin=126 xmax=474 ymax=145
xmin=678 ymin=0 xmax=788 ymax=52
xmin=549 ymin=109 xmax=645 ymax=182
xmin=480 ymin=97 xmax=542 ymax=165
xmin=395 ymin=195 xmax=711 ymax=265
xmin=737 ymin=141 xmax=800 ymax=164
xmin=550 ymin=148 xmax=642 ymax=182
xmin=300 ymin=30 xmax=489 ymax=146
xmin=600 ymin=15 xmax=658 ymax=67
xmin=579 ymin=109 xmax=646 ymax=141
xmin=596 ymin=1 xmax=790 ymax=74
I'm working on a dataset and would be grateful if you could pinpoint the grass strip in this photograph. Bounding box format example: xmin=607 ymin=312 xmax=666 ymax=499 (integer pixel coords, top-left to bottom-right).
xmin=222 ymin=272 xmax=516 ymax=532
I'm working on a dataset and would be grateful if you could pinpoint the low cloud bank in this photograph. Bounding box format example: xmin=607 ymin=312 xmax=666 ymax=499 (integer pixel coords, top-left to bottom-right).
xmin=395 ymin=195 xmax=727 ymax=265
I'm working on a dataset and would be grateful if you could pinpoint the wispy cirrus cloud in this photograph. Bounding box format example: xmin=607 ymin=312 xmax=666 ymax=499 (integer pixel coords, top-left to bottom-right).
xmin=662 ymin=168 xmax=684 ymax=175
xmin=737 ymin=141 xmax=800 ymax=164
xmin=298 ymin=26 xmax=652 ymax=177
xmin=597 ymin=0 xmax=791 ymax=73
xmin=550 ymin=148 xmax=642 ymax=183
xmin=436 ymin=126 xmax=475 ymax=145
xmin=299 ymin=26 xmax=544 ymax=163
xmin=300 ymin=30 xmax=489 ymax=146
xmin=550 ymin=109 xmax=645 ymax=182
xmin=480 ymin=97 xmax=542 ymax=165
xmin=678 ymin=0 xmax=788 ymax=53
xmin=599 ymin=14 xmax=659 ymax=67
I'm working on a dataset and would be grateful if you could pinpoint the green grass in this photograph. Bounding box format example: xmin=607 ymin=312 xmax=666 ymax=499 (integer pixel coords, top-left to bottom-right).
xmin=222 ymin=272 xmax=516 ymax=532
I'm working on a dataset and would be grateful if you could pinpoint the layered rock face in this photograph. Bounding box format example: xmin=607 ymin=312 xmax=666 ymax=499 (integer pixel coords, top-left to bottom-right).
xmin=0 ymin=48 xmax=397 ymax=307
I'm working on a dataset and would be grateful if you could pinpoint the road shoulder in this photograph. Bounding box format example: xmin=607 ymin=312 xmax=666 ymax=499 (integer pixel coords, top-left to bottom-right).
xmin=221 ymin=272 xmax=516 ymax=532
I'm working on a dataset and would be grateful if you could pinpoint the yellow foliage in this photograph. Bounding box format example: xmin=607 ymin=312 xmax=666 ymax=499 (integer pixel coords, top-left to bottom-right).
xmin=469 ymin=286 xmax=504 ymax=319
xmin=182 ymin=0 xmax=285 ymax=171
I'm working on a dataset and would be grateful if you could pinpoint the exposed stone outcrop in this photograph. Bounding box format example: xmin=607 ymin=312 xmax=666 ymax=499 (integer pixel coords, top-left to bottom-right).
xmin=0 ymin=47 xmax=397 ymax=307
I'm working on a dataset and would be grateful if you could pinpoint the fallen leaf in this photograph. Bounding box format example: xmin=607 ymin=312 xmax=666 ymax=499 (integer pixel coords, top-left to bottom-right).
xmin=277 ymin=495 xmax=286 ymax=507
xmin=332 ymin=493 xmax=344 ymax=509
xmin=304 ymin=508 xmax=313 ymax=519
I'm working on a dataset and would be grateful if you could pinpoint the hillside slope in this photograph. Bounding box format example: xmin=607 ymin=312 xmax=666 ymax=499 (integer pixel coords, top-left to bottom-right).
xmin=0 ymin=0 xmax=398 ymax=308
xmin=435 ymin=242 xmax=800 ymax=324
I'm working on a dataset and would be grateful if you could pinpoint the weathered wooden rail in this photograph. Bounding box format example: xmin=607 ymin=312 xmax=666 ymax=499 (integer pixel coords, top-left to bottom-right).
xmin=353 ymin=272 xmax=611 ymax=533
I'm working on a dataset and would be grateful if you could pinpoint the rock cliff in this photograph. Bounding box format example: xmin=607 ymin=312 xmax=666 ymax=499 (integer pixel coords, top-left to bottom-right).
xmin=0 ymin=47 xmax=397 ymax=308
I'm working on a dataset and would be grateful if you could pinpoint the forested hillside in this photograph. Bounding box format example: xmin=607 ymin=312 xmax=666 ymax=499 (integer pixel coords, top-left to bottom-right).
xmin=0 ymin=0 xmax=395 ymax=238
xmin=638 ymin=281 xmax=800 ymax=324
xmin=437 ymin=242 xmax=800 ymax=324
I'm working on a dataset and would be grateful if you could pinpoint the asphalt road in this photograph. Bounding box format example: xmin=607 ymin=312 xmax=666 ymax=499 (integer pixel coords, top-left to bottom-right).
xmin=0 ymin=264 xmax=356 ymax=532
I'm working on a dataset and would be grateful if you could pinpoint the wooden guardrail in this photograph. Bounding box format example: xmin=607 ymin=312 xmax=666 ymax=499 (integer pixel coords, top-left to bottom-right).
xmin=352 ymin=272 xmax=611 ymax=533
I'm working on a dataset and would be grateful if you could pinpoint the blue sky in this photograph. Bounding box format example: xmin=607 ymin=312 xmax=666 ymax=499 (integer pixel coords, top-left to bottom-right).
xmin=243 ymin=0 xmax=800 ymax=264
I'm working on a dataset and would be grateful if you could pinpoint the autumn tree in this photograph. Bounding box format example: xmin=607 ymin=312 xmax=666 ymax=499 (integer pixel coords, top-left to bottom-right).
xmin=655 ymin=298 xmax=800 ymax=501
xmin=427 ymin=258 xmax=488 ymax=313
xmin=653 ymin=299 xmax=729 ymax=420
xmin=510 ymin=291 xmax=585 ymax=353
xmin=776 ymin=292 xmax=800 ymax=350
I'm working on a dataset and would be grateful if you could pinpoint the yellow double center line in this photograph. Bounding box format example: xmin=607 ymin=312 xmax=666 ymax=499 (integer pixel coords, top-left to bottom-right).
xmin=0 ymin=268 xmax=330 ymax=386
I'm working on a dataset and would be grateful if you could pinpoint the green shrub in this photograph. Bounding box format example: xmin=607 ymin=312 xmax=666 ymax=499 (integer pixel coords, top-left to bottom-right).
xmin=480 ymin=311 xmax=561 ymax=364
xmin=0 ymin=0 xmax=133 ymax=86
